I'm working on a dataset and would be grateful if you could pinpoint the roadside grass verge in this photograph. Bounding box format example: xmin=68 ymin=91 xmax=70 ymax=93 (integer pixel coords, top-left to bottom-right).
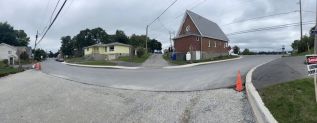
xmin=291 ymin=51 xmax=313 ymax=56
xmin=65 ymin=57 xmax=116 ymax=66
xmin=76 ymin=60 xmax=116 ymax=66
xmin=117 ymin=53 xmax=150 ymax=63
xmin=0 ymin=62 xmax=22 ymax=77
xmin=259 ymin=78 xmax=317 ymax=123
xmin=163 ymin=53 xmax=239 ymax=65
xmin=0 ymin=67 xmax=20 ymax=77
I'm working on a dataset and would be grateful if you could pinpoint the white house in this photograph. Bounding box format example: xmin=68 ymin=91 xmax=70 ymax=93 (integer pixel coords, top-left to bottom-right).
xmin=0 ymin=43 xmax=32 ymax=65
xmin=0 ymin=43 xmax=18 ymax=65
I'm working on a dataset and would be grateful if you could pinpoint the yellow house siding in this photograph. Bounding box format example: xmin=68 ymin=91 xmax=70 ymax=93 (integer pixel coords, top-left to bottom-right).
xmin=109 ymin=45 xmax=130 ymax=54
xmin=84 ymin=45 xmax=130 ymax=56
xmin=84 ymin=47 xmax=93 ymax=55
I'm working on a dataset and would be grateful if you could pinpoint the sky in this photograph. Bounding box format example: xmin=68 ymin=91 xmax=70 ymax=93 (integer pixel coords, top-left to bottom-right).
xmin=0 ymin=0 xmax=316 ymax=52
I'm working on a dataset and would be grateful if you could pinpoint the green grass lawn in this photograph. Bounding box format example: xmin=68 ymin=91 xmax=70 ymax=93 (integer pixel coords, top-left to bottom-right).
xmin=65 ymin=57 xmax=116 ymax=66
xmin=259 ymin=78 xmax=317 ymax=123
xmin=77 ymin=60 xmax=116 ymax=66
xmin=117 ymin=54 xmax=150 ymax=63
xmin=291 ymin=50 xmax=314 ymax=56
xmin=163 ymin=53 xmax=239 ymax=65
xmin=0 ymin=62 xmax=21 ymax=77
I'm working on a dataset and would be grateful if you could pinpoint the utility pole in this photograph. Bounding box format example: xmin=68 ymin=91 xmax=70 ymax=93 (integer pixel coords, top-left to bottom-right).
xmin=33 ymin=30 xmax=38 ymax=60
xmin=300 ymin=0 xmax=310 ymax=52
xmin=145 ymin=25 xmax=148 ymax=53
xmin=169 ymin=31 xmax=174 ymax=50
xmin=313 ymin=2 xmax=317 ymax=102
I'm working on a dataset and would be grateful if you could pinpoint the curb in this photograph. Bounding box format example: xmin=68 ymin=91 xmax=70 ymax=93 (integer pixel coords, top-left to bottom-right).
xmin=163 ymin=56 xmax=242 ymax=69
xmin=246 ymin=62 xmax=278 ymax=123
xmin=62 ymin=62 xmax=141 ymax=70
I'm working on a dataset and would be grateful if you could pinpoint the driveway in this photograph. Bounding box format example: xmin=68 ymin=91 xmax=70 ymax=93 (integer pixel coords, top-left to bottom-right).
xmin=252 ymin=56 xmax=307 ymax=89
xmin=141 ymin=54 xmax=170 ymax=68
xmin=0 ymin=71 xmax=255 ymax=122
xmin=42 ymin=55 xmax=280 ymax=91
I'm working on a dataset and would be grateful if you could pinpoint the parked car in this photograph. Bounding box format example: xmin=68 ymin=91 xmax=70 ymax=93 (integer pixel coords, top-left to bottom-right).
xmin=55 ymin=58 xmax=64 ymax=62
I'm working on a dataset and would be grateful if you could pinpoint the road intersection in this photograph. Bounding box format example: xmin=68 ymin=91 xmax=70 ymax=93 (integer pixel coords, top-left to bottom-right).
xmin=42 ymin=55 xmax=280 ymax=91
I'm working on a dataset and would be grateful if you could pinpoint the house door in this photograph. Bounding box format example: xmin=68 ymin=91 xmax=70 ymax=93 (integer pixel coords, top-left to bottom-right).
xmin=195 ymin=51 xmax=201 ymax=60
xmin=9 ymin=57 xmax=14 ymax=65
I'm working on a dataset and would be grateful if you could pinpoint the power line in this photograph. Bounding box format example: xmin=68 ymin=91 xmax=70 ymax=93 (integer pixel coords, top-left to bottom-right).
xmin=227 ymin=21 xmax=315 ymax=36
xmin=148 ymin=0 xmax=178 ymax=26
xmin=146 ymin=0 xmax=178 ymax=51
xmin=49 ymin=0 xmax=61 ymax=24
xmin=222 ymin=10 xmax=299 ymax=26
xmin=37 ymin=0 xmax=68 ymax=45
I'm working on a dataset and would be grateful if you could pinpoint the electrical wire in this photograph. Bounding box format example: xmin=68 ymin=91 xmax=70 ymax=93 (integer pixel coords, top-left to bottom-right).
xmin=227 ymin=21 xmax=315 ymax=36
xmin=37 ymin=0 xmax=68 ymax=45
xmin=222 ymin=10 xmax=299 ymax=26
xmin=148 ymin=0 xmax=178 ymax=26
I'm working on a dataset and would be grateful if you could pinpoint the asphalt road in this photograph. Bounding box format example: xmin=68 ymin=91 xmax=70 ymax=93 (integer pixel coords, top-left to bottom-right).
xmin=252 ymin=56 xmax=307 ymax=89
xmin=42 ymin=55 xmax=280 ymax=91
xmin=141 ymin=54 xmax=170 ymax=68
xmin=0 ymin=71 xmax=255 ymax=122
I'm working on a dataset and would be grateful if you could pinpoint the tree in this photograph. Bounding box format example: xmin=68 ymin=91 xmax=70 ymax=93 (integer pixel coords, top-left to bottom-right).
xmin=0 ymin=22 xmax=30 ymax=46
xmin=90 ymin=27 xmax=109 ymax=44
xmin=233 ymin=45 xmax=240 ymax=54
xmin=148 ymin=39 xmax=162 ymax=53
xmin=33 ymin=49 xmax=47 ymax=61
xmin=60 ymin=36 xmax=74 ymax=57
xmin=20 ymin=52 xmax=29 ymax=60
xmin=114 ymin=30 xmax=129 ymax=44
xmin=48 ymin=51 xmax=54 ymax=58
xmin=242 ymin=48 xmax=255 ymax=55
xmin=129 ymin=34 xmax=146 ymax=48
xmin=15 ymin=30 xmax=30 ymax=46
xmin=73 ymin=29 xmax=96 ymax=55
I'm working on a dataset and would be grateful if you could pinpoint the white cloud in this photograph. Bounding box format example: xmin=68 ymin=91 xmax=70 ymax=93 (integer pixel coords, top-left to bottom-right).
xmin=0 ymin=0 xmax=315 ymax=52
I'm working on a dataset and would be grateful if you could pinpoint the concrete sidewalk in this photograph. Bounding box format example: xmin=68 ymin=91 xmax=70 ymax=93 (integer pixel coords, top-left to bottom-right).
xmin=0 ymin=70 xmax=255 ymax=123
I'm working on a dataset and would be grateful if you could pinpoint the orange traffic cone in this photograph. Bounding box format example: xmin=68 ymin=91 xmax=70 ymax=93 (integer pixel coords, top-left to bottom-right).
xmin=37 ymin=63 xmax=41 ymax=70
xmin=35 ymin=63 xmax=39 ymax=70
xmin=235 ymin=70 xmax=243 ymax=92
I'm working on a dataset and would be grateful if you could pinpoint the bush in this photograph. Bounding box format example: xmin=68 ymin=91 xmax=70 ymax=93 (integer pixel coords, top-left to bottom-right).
xmin=137 ymin=48 xmax=145 ymax=58
xmin=2 ymin=59 xmax=8 ymax=66
xmin=20 ymin=52 xmax=29 ymax=60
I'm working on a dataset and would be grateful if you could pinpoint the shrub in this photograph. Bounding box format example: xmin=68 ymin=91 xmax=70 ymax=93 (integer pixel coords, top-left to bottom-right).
xmin=20 ymin=52 xmax=29 ymax=60
xmin=137 ymin=48 xmax=145 ymax=58
xmin=2 ymin=59 xmax=8 ymax=65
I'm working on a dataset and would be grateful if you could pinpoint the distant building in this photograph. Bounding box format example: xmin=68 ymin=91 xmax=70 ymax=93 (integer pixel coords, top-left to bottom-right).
xmin=0 ymin=43 xmax=32 ymax=65
xmin=84 ymin=42 xmax=131 ymax=60
xmin=173 ymin=10 xmax=230 ymax=60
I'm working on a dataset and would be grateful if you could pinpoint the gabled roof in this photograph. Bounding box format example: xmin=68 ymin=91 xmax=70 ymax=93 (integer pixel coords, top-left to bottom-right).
xmin=177 ymin=10 xmax=229 ymax=41
xmin=0 ymin=43 xmax=17 ymax=50
xmin=85 ymin=42 xmax=131 ymax=49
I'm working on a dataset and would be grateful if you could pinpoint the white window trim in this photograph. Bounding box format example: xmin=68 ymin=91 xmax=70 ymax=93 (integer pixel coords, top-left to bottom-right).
xmin=214 ymin=42 xmax=217 ymax=47
xmin=196 ymin=37 xmax=199 ymax=41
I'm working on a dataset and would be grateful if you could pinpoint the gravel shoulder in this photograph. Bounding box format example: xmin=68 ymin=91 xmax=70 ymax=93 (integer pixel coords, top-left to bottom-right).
xmin=0 ymin=70 xmax=254 ymax=123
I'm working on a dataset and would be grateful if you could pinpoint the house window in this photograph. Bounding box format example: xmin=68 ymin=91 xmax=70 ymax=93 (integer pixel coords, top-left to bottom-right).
xmin=214 ymin=42 xmax=217 ymax=47
xmin=224 ymin=43 xmax=227 ymax=48
xmin=208 ymin=40 xmax=211 ymax=47
xmin=110 ymin=46 xmax=114 ymax=51
xmin=8 ymin=51 xmax=11 ymax=54
xmin=86 ymin=48 xmax=89 ymax=51
xmin=105 ymin=47 xmax=107 ymax=52
xmin=196 ymin=37 xmax=199 ymax=41
xmin=185 ymin=25 xmax=190 ymax=32
xmin=93 ymin=47 xmax=99 ymax=52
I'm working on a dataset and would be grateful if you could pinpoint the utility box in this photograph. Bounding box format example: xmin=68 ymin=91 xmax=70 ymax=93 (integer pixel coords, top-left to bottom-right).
xmin=186 ymin=52 xmax=191 ymax=61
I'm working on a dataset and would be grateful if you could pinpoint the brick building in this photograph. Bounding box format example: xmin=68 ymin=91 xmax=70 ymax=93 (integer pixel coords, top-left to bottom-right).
xmin=173 ymin=10 xmax=229 ymax=60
